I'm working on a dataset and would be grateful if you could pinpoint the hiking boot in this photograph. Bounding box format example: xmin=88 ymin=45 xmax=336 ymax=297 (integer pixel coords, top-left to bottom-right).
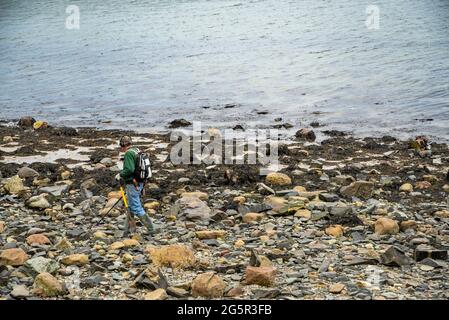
xmin=139 ymin=214 xmax=160 ymax=235
xmin=123 ymin=214 xmax=136 ymax=237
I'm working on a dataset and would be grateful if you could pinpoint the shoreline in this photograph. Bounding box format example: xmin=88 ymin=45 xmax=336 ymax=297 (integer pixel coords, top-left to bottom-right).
xmin=1 ymin=119 xmax=449 ymax=300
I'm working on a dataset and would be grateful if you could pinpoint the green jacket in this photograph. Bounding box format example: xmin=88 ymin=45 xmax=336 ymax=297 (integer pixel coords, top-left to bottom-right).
xmin=120 ymin=147 xmax=139 ymax=184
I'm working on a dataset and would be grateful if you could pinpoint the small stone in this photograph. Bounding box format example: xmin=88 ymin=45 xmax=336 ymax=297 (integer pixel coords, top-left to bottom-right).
xmin=293 ymin=186 xmax=307 ymax=193
xmin=33 ymin=272 xmax=64 ymax=297
xmin=180 ymin=191 xmax=208 ymax=200
xmin=4 ymin=175 xmax=25 ymax=194
xmin=196 ymin=230 xmax=226 ymax=240
xmin=329 ymin=283 xmax=345 ymax=294
xmin=169 ymin=119 xmax=192 ymax=128
xmin=123 ymin=239 xmax=140 ymax=247
xmin=410 ymin=238 xmax=429 ymax=246
xmin=10 ymin=285 xmax=30 ymax=298
xmin=245 ymin=266 xmax=276 ymax=287
xmin=167 ymin=287 xmax=189 ymax=298
xmin=419 ymin=265 xmax=434 ymax=271
xmin=26 ymin=195 xmax=51 ymax=209
xmin=122 ymin=253 xmax=134 ymax=263
xmin=191 ymin=272 xmax=226 ymax=298
xmin=399 ymin=183 xmax=413 ymax=192
xmin=55 ymin=238 xmax=72 ymax=250
xmin=225 ymin=287 xmax=245 ymax=297
xmin=25 ymin=256 xmax=59 ymax=275
xmin=319 ymin=193 xmax=340 ymax=202
xmin=419 ymin=258 xmax=445 ymax=268
xmin=108 ymin=191 xmax=122 ymax=199
xmin=3 ymin=135 xmax=13 ymax=143
xmin=93 ymin=231 xmax=108 ymax=239
xmin=26 ymin=234 xmax=51 ymax=246
xmin=18 ymin=116 xmax=36 ymax=128
xmin=400 ymin=220 xmax=417 ymax=231
xmin=443 ymin=184 xmax=449 ymax=192
xmin=325 ymin=225 xmax=344 ymax=238
xmin=17 ymin=167 xmax=39 ymax=178
xmin=233 ymin=196 xmax=246 ymax=205
xmin=375 ymin=217 xmax=399 ymax=235
xmin=265 ymin=172 xmax=292 ymax=186
xmin=109 ymin=241 xmax=126 ymax=250
xmin=380 ymin=246 xmax=412 ymax=267
xmin=242 ymin=212 xmax=264 ymax=223
xmin=340 ymin=181 xmax=374 ymax=199
xmin=294 ymin=209 xmax=311 ymax=219
xmin=0 ymin=248 xmax=29 ymax=266
xmin=144 ymin=288 xmax=168 ymax=300
xmin=0 ymin=221 xmax=5 ymax=234
xmin=61 ymin=171 xmax=71 ymax=180
xmin=295 ymin=128 xmax=316 ymax=141
xmin=100 ymin=158 xmax=113 ymax=166
xmin=234 ymin=240 xmax=245 ymax=248
xmin=415 ymin=181 xmax=431 ymax=190
xmin=264 ymin=196 xmax=287 ymax=212
xmin=61 ymin=254 xmax=89 ymax=266
xmin=434 ymin=210 xmax=449 ymax=219
xmin=144 ymin=201 xmax=160 ymax=210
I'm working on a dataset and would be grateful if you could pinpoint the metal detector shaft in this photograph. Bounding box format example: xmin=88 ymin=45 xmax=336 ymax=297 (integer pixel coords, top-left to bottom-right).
xmin=96 ymin=195 xmax=123 ymax=226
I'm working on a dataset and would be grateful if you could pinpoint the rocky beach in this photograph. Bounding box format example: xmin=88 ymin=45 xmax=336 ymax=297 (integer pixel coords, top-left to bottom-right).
xmin=1 ymin=118 xmax=449 ymax=300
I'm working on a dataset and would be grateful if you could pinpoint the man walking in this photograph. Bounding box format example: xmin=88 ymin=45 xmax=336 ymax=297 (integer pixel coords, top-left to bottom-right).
xmin=116 ymin=135 xmax=158 ymax=236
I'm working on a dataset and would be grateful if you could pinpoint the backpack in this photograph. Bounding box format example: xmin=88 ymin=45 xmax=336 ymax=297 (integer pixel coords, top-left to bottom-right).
xmin=132 ymin=149 xmax=152 ymax=182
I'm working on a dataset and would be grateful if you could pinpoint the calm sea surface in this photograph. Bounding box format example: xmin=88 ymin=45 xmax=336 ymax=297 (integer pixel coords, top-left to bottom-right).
xmin=1 ymin=0 xmax=448 ymax=141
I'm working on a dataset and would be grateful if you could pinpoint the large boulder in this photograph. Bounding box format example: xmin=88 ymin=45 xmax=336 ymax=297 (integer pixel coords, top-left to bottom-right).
xmin=191 ymin=272 xmax=226 ymax=298
xmin=33 ymin=272 xmax=65 ymax=297
xmin=4 ymin=175 xmax=25 ymax=194
xmin=146 ymin=244 xmax=196 ymax=269
xmin=0 ymin=248 xmax=29 ymax=266
xmin=175 ymin=196 xmax=211 ymax=221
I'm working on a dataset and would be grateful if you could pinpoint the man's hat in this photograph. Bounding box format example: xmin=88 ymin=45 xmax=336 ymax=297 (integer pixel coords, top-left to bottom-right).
xmin=119 ymin=135 xmax=133 ymax=147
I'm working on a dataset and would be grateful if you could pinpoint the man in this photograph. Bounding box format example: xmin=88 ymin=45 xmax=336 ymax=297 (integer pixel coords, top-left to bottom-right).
xmin=116 ymin=135 xmax=158 ymax=235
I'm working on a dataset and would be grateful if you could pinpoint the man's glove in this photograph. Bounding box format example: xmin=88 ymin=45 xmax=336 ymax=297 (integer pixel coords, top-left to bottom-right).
xmin=115 ymin=174 xmax=125 ymax=186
